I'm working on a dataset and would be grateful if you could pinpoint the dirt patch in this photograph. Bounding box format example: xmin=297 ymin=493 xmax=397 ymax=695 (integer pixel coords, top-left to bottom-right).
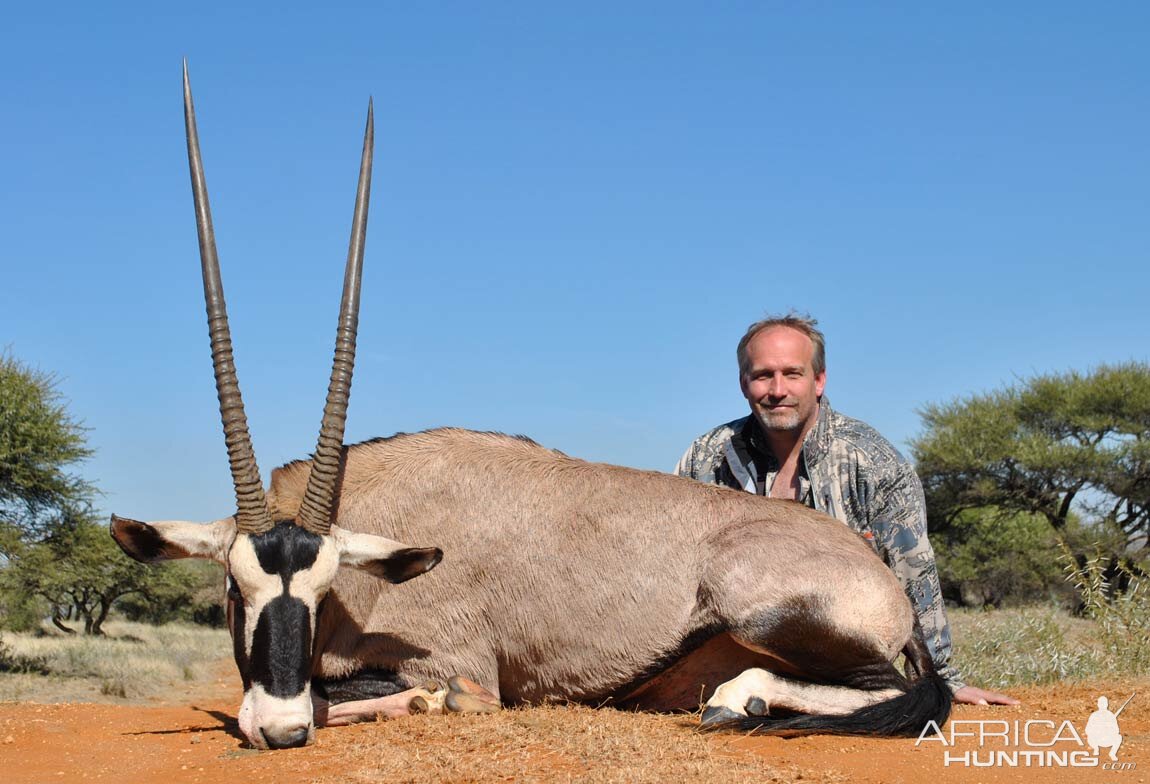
xmin=2 ymin=675 xmax=1145 ymax=783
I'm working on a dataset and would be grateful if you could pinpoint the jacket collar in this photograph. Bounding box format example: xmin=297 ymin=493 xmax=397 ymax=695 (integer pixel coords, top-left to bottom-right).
xmin=735 ymin=396 xmax=834 ymax=470
xmin=804 ymin=396 xmax=833 ymax=466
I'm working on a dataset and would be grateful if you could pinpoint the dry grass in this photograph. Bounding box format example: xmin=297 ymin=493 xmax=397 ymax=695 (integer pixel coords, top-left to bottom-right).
xmin=949 ymin=554 xmax=1149 ymax=689
xmin=948 ymin=604 xmax=1140 ymax=688
xmin=949 ymin=606 xmax=1091 ymax=687
xmin=325 ymin=704 xmax=827 ymax=784
xmin=0 ymin=620 xmax=229 ymax=702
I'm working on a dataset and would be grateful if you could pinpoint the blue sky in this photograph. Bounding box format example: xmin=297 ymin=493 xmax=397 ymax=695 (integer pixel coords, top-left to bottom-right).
xmin=2 ymin=3 xmax=1147 ymax=522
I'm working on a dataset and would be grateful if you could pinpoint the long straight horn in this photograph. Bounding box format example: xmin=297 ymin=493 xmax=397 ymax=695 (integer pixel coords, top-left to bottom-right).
xmin=296 ymin=100 xmax=373 ymax=535
xmin=183 ymin=61 xmax=274 ymax=535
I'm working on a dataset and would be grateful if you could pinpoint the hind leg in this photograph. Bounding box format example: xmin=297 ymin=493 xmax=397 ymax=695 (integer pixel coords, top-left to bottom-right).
xmin=696 ymin=606 xmax=907 ymax=726
xmin=700 ymin=668 xmax=901 ymax=726
xmin=617 ymin=633 xmax=777 ymax=712
xmin=698 ymin=590 xmax=906 ymax=726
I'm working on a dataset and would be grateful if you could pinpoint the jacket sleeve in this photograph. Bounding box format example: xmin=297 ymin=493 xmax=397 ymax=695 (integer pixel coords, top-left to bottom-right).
xmin=674 ymin=442 xmax=698 ymax=478
xmin=869 ymin=460 xmax=965 ymax=693
xmin=675 ymin=431 xmax=725 ymax=484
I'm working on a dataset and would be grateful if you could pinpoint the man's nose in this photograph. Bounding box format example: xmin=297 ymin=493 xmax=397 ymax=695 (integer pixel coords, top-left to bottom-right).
xmin=767 ymin=377 xmax=786 ymax=398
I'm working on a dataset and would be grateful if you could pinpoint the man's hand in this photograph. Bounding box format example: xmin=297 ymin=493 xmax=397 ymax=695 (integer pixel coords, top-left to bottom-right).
xmin=953 ymin=685 xmax=1020 ymax=706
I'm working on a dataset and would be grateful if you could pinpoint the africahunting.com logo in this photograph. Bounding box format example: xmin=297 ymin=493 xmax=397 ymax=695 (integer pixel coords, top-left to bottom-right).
xmin=916 ymin=694 xmax=1136 ymax=770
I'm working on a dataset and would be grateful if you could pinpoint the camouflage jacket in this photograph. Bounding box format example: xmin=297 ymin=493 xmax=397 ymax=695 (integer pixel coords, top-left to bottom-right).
xmin=675 ymin=398 xmax=964 ymax=692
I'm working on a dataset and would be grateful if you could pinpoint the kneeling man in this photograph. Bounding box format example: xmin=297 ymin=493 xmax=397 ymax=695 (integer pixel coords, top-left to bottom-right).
xmin=676 ymin=314 xmax=1016 ymax=706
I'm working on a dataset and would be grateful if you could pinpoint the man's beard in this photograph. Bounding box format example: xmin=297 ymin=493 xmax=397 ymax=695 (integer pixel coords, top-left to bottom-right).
xmin=753 ymin=405 xmax=802 ymax=433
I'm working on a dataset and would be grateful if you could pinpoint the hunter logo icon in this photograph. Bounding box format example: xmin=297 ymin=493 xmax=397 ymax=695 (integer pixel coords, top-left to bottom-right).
xmin=1087 ymin=694 xmax=1134 ymax=762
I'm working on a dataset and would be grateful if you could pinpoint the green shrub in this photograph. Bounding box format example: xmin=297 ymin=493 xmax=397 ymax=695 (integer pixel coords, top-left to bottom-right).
xmin=932 ymin=509 xmax=1065 ymax=607
xmin=116 ymin=559 xmax=226 ymax=627
xmin=0 ymin=584 xmax=48 ymax=632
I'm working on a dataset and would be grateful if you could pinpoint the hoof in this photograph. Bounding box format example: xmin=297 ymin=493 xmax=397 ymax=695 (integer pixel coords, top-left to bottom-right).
xmin=422 ymin=680 xmax=443 ymax=694
xmin=448 ymin=676 xmax=487 ymax=696
xmin=745 ymin=696 xmax=769 ymax=717
xmin=700 ymin=705 xmax=743 ymax=728
xmin=446 ymin=675 xmax=501 ymax=709
xmin=409 ymin=695 xmax=430 ymax=714
xmin=445 ymin=690 xmax=500 ymax=714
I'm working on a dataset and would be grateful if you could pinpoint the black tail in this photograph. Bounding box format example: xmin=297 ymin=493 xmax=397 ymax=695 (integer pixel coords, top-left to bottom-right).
xmin=706 ymin=634 xmax=952 ymax=738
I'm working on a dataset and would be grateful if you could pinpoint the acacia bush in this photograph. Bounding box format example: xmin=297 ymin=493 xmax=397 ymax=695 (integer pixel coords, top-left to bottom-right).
xmin=0 ymin=352 xmax=92 ymax=533
xmin=915 ymin=362 xmax=1150 ymax=606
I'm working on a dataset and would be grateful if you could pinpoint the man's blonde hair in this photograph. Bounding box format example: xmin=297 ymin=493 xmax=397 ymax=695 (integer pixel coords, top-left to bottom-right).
xmin=736 ymin=313 xmax=826 ymax=377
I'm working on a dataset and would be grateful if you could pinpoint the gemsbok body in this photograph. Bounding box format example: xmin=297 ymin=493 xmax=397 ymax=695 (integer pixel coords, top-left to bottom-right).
xmin=110 ymin=66 xmax=951 ymax=750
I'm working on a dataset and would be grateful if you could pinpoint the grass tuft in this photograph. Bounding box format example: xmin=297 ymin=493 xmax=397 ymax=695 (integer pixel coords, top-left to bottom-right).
xmin=0 ymin=637 xmax=53 ymax=676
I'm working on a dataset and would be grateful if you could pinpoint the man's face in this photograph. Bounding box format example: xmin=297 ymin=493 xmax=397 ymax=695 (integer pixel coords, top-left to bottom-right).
xmin=740 ymin=326 xmax=826 ymax=434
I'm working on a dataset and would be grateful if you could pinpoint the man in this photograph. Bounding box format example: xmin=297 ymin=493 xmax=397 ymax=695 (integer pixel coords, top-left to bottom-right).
xmin=676 ymin=314 xmax=1017 ymax=706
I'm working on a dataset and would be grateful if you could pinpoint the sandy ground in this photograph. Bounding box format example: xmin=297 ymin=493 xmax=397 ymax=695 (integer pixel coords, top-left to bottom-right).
xmin=2 ymin=669 xmax=1146 ymax=783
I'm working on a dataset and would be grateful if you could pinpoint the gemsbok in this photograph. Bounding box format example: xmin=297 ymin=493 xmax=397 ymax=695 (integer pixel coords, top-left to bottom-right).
xmin=110 ymin=65 xmax=951 ymax=750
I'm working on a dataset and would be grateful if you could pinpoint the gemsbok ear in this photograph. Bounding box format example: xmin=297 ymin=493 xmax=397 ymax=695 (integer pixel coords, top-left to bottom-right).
xmin=109 ymin=515 xmax=234 ymax=564
xmin=332 ymin=526 xmax=443 ymax=583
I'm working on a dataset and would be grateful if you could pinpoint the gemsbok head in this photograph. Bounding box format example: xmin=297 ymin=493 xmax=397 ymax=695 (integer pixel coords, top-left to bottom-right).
xmin=110 ymin=65 xmax=442 ymax=750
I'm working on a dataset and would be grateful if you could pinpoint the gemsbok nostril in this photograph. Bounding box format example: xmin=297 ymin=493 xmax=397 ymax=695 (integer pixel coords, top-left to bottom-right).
xmin=261 ymin=725 xmax=310 ymax=750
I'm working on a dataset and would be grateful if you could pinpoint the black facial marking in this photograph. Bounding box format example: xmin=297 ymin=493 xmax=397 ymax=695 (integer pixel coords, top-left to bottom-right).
xmin=230 ymin=585 xmax=252 ymax=690
xmin=233 ymin=523 xmax=323 ymax=695
xmin=252 ymin=521 xmax=323 ymax=584
xmin=249 ymin=593 xmax=313 ymax=697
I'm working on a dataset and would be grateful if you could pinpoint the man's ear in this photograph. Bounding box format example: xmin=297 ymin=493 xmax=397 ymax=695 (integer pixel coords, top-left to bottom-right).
xmin=109 ymin=515 xmax=233 ymax=564
xmin=815 ymin=369 xmax=827 ymax=399
xmin=332 ymin=526 xmax=443 ymax=584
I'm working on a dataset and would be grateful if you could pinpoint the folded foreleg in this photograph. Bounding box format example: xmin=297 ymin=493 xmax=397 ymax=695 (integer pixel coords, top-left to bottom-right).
xmin=314 ymin=675 xmax=500 ymax=726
